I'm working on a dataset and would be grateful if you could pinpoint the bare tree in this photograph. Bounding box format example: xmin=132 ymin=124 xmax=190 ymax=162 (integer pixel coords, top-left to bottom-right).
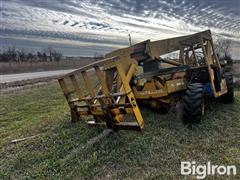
xmin=37 ymin=51 xmax=42 ymax=61
xmin=0 ymin=50 xmax=8 ymax=62
xmin=214 ymin=39 xmax=232 ymax=59
xmin=46 ymin=46 xmax=63 ymax=61
xmin=0 ymin=46 xmax=63 ymax=62
xmin=5 ymin=47 xmax=17 ymax=62
xmin=214 ymin=38 xmax=233 ymax=65
xmin=42 ymin=49 xmax=48 ymax=62
xmin=42 ymin=51 xmax=47 ymax=62
xmin=47 ymin=46 xmax=55 ymax=62
xmin=52 ymin=50 xmax=62 ymax=61
xmin=27 ymin=52 xmax=34 ymax=62
xmin=17 ymin=49 xmax=26 ymax=62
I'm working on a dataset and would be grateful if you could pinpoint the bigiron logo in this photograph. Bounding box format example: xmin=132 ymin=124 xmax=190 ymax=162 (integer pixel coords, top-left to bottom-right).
xmin=181 ymin=161 xmax=237 ymax=179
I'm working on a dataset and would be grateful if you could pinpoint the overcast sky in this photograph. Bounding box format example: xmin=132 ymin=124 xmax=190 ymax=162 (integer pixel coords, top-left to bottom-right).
xmin=0 ymin=0 xmax=239 ymax=58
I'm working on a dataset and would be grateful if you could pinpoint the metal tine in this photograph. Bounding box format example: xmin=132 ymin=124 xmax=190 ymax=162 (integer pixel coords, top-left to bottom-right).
xmin=58 ymin=78 xmax=72 ymax=103
xmin=94 ymin=66 xmax=109 ymax=95
xmin=81 ymin=70 xmax=95 ymax=98
xmin=69 ymin=74 xmax=83 ymax=99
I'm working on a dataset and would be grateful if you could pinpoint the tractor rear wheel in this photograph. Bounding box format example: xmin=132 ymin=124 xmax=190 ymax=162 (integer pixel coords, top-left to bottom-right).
xmin=183 ymin=83 xmax=205 ymax=125
xmin=221 ymin=72 xmax=234 ymax=103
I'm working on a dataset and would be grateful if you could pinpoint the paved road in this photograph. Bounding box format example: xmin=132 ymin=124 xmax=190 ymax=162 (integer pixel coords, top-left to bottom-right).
xmin=0 ymin=69 xmax=75 ymax=83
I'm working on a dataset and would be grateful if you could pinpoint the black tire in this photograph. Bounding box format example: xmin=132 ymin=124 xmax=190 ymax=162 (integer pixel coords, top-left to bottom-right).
xmin=183 ymin=83 xmax=205 ymax=124
xmin=221 ymin=72 xmax=234 ymax=103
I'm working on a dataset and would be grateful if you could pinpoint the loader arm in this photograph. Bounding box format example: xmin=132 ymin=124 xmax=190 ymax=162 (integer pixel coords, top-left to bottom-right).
xmin=105 ymin=30 xmax=212 ymax=65
xmin=105 ymin=30 xmax=227 ymax=97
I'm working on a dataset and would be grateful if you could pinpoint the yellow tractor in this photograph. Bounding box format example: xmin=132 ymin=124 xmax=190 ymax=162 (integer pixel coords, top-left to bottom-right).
xmin=58 ymin=30 xmax=234 ymax=131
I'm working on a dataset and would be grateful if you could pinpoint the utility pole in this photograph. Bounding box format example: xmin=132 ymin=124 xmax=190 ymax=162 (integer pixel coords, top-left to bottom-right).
xmin=128 ymin=34 xmax=132 ymax=46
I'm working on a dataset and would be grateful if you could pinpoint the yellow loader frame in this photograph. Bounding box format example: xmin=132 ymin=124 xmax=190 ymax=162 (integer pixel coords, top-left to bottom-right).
xmin=58 ymin=56 xmax=144 ymax=131
xmin=58 ymin=30 xmax=229 ymax=131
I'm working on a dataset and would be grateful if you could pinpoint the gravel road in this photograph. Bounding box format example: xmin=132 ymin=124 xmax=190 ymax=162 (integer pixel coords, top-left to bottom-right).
xmin=0 ymin=69 xmax=75 ymax=83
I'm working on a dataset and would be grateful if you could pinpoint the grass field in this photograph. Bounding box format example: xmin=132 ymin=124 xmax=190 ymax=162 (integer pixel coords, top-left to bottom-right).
xmin=0 ymin=83 xmax=239 ymax=179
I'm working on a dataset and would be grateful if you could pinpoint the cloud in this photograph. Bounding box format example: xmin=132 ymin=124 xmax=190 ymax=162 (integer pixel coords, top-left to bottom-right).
xmin=0 ymin=0 xmax=239 ymax=58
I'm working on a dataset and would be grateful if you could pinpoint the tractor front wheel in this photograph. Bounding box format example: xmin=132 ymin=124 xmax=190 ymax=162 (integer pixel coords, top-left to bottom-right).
xmin=221 ymin=72 xmax=234 ymax=103
xmin=183 ymin=83 xmax=205 ymax=125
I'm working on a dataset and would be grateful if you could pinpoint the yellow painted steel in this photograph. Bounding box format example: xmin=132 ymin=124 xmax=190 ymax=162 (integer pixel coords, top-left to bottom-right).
xmin=133 ymin=78 xmax=186 ymax=99
xmin=115 ymin=59 xmax=144 ymax=129
xmin=166 ymin=79 xmax=187 ymax=94
xmin=58 ymin=30 xmax=229 ymax=131
xmin=58 ymin=55 xmax=144 ymax=130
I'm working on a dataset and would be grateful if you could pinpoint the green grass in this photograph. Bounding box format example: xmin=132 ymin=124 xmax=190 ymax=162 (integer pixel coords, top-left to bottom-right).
xmin=0 ymin=83 xmax=239 ymax=179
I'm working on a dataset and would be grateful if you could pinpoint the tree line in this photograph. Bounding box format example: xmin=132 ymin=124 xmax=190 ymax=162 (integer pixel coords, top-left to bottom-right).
xmin=0 ymin=39 xmax=233 ymax=63
xmin=0 ymin=47 xmax=62 ymax=62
